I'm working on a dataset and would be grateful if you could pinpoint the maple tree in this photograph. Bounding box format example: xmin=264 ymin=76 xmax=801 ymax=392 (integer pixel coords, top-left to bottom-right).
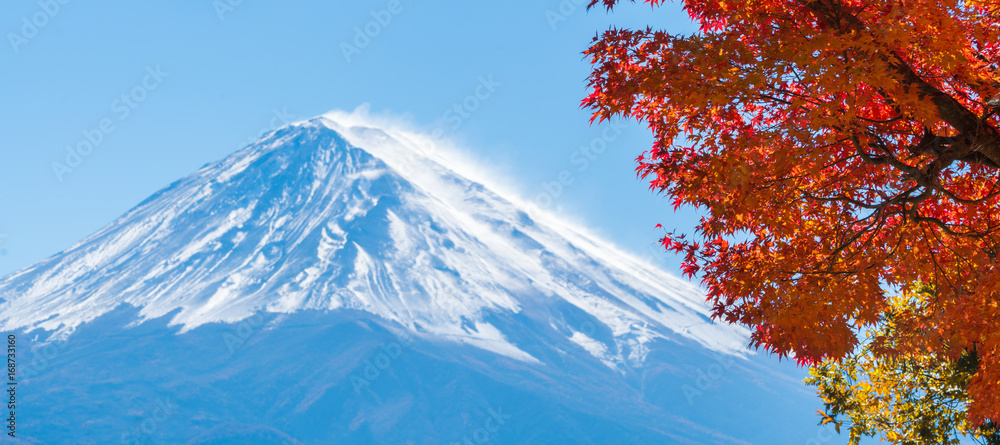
xmin=582 ymin=0 xmax=1000 ymax=427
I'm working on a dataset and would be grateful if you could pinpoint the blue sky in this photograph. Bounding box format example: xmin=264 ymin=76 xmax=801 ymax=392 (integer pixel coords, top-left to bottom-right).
xmin=0 ymin=0 xmax=704 ymax=277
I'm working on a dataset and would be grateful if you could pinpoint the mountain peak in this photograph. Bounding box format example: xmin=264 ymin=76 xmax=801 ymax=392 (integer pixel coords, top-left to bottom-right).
xmin=0 ymin=110 xmax=749 ymax=366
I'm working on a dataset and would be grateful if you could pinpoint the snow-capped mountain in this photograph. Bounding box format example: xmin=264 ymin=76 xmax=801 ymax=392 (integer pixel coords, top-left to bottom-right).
xmin=1 ymin=112 xmax=828 ymax=444
xmin=0 ymin=112 xmax=745 ymax=366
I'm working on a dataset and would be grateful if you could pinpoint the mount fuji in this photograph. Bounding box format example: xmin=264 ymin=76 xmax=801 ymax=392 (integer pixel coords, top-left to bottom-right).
xmin=0 ymin=111 xmax=830 ymax=444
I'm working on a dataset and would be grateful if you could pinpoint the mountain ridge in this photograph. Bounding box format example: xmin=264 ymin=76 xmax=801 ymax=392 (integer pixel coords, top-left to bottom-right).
xmin=0 ymin=112 xmax=747 ymax=369
xmin=1 ymin=111 xmax=834 ymax=444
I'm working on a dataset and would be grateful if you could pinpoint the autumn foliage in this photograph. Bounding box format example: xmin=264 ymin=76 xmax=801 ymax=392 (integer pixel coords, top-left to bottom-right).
xmin=583 ymin=0 xmax=1000 ymax=423
xmin=807 ymin=286 xmax=1000 ymax=444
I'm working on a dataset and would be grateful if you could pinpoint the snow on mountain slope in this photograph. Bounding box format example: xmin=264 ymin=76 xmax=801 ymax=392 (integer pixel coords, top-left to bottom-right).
xmin=0 ymin=110 xmax=748 ymax=367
